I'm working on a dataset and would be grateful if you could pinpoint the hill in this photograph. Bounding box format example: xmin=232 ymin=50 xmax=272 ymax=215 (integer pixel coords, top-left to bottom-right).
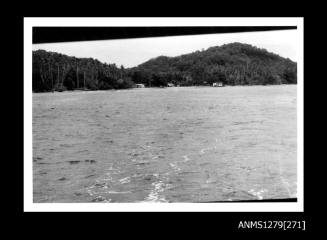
xmin=32 ymin=42 xmax=297 ymax=92
xmin=130 ymin=42 xmax=297 ymax=86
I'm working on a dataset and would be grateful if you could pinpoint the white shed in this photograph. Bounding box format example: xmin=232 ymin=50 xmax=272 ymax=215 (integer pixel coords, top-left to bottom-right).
xmin=135 ymin=83 xmax=145 ymax=88
xmin=213 ymin=82 xmax=224 ymax=87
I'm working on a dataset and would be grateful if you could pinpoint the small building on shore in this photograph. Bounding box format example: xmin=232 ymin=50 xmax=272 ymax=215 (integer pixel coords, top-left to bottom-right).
xmin=167 ymin=83 xmax=175 ymax=87
xmin=135 ymin=83 xmax=145 ymax=88
xmin=213 ymin=81 xmax=224 ymax=87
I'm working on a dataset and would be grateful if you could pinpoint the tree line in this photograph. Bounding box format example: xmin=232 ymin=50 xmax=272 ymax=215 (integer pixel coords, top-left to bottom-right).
xmin=33 ymin=42 xmax=297 ymax=92
xmin=33 ymin=50 xmax=134 ymax=92
xmin=131 ymin=42 xmax=297 ymax=87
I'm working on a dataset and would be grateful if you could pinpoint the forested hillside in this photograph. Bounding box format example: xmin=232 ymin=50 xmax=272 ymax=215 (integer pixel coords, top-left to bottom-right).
xmin=131 ymin=42 xmax=297 ymax=87
xmin=32 ymin=50 xmax=133 ymax=92
xmin=32 ymin=42 xmax=297 ymax=92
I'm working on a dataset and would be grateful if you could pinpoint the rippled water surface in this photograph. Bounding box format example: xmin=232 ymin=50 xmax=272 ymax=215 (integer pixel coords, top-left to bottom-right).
xmin=33 ymin=85 xmax=297 ymax=202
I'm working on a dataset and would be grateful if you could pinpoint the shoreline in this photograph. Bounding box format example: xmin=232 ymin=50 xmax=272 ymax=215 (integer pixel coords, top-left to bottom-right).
xmin=33 ymin=84 xmax=297 ymax=94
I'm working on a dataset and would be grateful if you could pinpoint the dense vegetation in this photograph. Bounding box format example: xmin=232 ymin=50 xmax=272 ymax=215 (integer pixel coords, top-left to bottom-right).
xmin=32 ymin=42 xmax=297 ymax=92
xmin=32 ymin=50 xmax=134 ymax=92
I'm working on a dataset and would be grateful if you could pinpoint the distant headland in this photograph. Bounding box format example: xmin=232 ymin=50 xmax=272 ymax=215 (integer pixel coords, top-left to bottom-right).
xmin=33 ymin=42 xmax=297 ymax=92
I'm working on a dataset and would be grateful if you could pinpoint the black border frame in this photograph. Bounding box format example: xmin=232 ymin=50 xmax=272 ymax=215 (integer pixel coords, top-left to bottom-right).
xmin=15 ymin=16 xmax=311 ymax=234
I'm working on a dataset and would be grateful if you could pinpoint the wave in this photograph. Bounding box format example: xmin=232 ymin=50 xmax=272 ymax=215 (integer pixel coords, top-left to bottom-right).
xmin=169 ymin=163 xmax=181 ymax=172
xmin=248 ymin=189 xmax=267 ymax=200
xmin=142 ymin=181 xmax=169 ymax=203
xmin=119 ymin=177 xmax=131 ymax=184
xmin=182 ymin=155 xmax=190 ymax=162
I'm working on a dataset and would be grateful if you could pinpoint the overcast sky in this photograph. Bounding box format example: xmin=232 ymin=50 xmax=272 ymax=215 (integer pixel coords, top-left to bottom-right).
xmin=32 ymin=30 xmax=297 ymax=68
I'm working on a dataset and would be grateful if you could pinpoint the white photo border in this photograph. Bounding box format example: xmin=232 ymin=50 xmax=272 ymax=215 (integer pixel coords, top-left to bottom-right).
xmin=24 ymin=17 xmax=304 ymax=212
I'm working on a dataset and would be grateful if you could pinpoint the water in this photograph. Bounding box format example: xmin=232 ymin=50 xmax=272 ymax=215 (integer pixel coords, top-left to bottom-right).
xmin=33 ymin=85 xmax=297 ymax=203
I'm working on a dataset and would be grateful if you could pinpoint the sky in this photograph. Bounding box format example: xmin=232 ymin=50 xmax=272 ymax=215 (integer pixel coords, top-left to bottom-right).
xmin=32 ymin=30 xmax=298 ymax=68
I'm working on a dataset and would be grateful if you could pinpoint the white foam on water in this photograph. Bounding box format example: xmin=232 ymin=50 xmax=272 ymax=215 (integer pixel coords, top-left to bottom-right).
xmin=87 ymin=189 xmax=94 ymax=196
xmin=119 ymin=177 xmax=131 ymax=184
xmin=102 ymin=176 xmax=114 ymax=182
xmin=199 ymin=144 xmax=217 ymax=155
xmin=142 ymin=181 xmax=169 ymax=203
xmin=280 ymin=176 xmax=292 ymax=196
xmin=290 ymin=181 xmax=297 ymax=198
xmin=153 ymin=173 xmax=159 ymax=178
xmin=105 ymin=166 xmax=121 ymax=175
xmin=169 ymin=162 xmax=181 ymax=172
xmin=107 ymin=165 xmax=118 ymax=171
xmin=199 ymin=148 xmax=206 ymax=154
xmin=248 ymin=189 xmax=267 ymax=200
xmin=94 ymin=195 xmax=111 ymax=202
xmin=140 ymin=145 xmax=151 ymax=149
xmin=206 ymin=178 xmax=216 ymax=184
xmin=183 ymin=155 xmax=190 ymax=162
xmin=277 ymin=158 xmax=292 ymax=197
xmin=107 ymin=191 xmax=132 ymax=194
xmin=132 ymin=159 xmax=151 ymax=165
